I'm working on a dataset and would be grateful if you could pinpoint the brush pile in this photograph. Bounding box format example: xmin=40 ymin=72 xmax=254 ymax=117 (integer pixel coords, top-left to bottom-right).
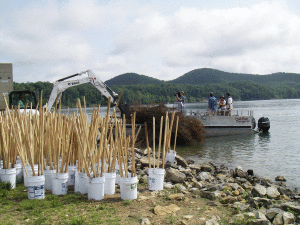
xmin=127 ymin=103 xmax=205 ymax=146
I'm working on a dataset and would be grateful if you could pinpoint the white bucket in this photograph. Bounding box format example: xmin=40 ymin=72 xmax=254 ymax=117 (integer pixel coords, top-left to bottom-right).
xmin=14 ymin=163 xmax=23 ymax=183
xmin=115 ymin=163 xmax=125 ymax=185
xmin=52 ymin=173 xmax=68 ymax=195
xmin=104 ymin=172 xmax=116 ymax=195
xmin=27 ymin=175 xmax=45 ymax=199
xmin=74 ymin=171 xmax=81 ymax=193
xmin=44 ymin=169 xmax=56 ymax=191
xmin=153 ymin=168 xmax=165 ymax=190
xmin=23 ymin=164 xmax=39 ymax=187
xmin=79 ymin=172 xmax=89 ymax=194
xmin=148 ymin=168 xmax=156 ymax=190
xmin=120 ymin=176 xmax=138 ymax=200
xmin=88 ymin=176 xmax=105 ymax=200
xmin=0 ymin=168 xmax=17 ymax=189
xmin=68 ymin=165 xmax=77 ymax=186
xmin=165 ymin=150 xmax=176 ymax=164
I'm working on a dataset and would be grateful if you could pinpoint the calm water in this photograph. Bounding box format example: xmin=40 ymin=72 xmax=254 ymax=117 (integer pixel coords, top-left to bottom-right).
xmin=62 ymin=99 xmax=300 ymax=189
xmin=176 ymin=99 xmax=300 ymax=189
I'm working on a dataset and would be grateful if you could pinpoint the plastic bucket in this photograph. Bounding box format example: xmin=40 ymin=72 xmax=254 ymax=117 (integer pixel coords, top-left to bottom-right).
xmin=148 ymin=168 xmax=156 ymax=190
xmin=27 ymin=175 xmax=45 ymax=199
xmin=88 ymin=176 xmax=105 ymax=200
xmin=68 ymin=165 xmax=77 ymax=186
xmin=52 ymin=173 xmax=68 ymax=195
xmin=120 ymin=176 xmax=138 ymax=200
xmin=115 ymin=163 xmax=125 ymax=185
xmin=23 ymin=165 xmax=38 ymax=187
xmin=79 ymin=172 xmax=89 ymax=194
xmin=14 ymin=163 xmax=23 ymax=183
xmin=0 ymin=168 xmax=17 ymax=189
xmin=165 ymin=150 xmax=176 ymax=164
xmin=104 ymin=172 xmax=116 ymax=195
xmin=153 ymin=168 xmax=165 ymax=190
xmin=74 ymin=171 xmax=81 ymax=193
xmin=44 ymin=169 xmax=56 ymax=191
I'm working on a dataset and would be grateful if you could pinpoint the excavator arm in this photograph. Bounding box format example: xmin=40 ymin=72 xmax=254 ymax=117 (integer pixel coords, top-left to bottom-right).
xmin=46 ymin=70 xmax=122 ymax=112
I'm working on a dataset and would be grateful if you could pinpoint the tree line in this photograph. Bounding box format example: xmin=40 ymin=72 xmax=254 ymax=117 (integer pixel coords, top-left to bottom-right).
xmin=13 ymin=80 xmax=300 ymax=107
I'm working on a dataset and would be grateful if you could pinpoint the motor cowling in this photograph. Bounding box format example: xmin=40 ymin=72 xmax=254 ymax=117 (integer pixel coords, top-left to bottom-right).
xmin=258 ymin=117 xmax=270 ymax=133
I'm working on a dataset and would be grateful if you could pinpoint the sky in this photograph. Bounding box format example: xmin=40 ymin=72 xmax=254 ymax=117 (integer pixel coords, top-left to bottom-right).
xmin=1 ymin=0 xmax=300 ymax=83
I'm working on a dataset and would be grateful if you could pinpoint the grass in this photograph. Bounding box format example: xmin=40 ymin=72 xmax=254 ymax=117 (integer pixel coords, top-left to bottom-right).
xmin=0 ymin=181 xmax=239 ymax=225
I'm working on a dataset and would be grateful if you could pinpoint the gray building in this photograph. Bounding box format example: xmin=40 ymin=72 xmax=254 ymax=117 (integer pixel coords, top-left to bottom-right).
xmin=0 ymin=63 xmax=13 ymax=111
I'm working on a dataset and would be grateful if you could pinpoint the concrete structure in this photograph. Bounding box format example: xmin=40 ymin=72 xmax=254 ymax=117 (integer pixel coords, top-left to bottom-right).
xmin=0 ymin=63 xmax=13 ymax=111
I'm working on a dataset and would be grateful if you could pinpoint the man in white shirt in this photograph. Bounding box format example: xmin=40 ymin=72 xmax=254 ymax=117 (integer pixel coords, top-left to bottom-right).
xmin=226 ymin=92 xmax=233 ymax=115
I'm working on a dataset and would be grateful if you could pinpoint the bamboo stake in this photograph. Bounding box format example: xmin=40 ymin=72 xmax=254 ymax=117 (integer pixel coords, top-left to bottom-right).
xmin=157 ymin=116 xmax=163 ymax=169
xmin=145 ymin=122 xmax=151 ymax=169
xmin=153 ymin=117 xmax=155 ymax=169
xmin=173 ymin=116 xmax=179 ymax=152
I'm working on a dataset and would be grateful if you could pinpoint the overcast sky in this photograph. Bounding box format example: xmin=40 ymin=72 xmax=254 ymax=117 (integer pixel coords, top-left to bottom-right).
xmin=1 ymin=0 xmax=300 ymax=83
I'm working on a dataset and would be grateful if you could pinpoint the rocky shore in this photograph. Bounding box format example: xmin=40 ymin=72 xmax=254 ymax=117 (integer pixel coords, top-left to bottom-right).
xmin=131 ymin=148 xmax=300 ymax=225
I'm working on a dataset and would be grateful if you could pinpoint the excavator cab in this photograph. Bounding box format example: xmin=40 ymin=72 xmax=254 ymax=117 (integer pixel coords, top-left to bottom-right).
xmin=9 ymin=90 xmax=38 ymax=109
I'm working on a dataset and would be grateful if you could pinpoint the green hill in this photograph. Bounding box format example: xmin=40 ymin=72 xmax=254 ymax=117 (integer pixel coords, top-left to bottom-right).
xmin=105 ymin=72 xmax=163 ymax=86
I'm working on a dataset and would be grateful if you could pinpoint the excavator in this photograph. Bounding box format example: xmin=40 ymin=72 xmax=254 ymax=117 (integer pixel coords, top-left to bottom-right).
xmin=8 ymin=70 xmax=129 ymax=117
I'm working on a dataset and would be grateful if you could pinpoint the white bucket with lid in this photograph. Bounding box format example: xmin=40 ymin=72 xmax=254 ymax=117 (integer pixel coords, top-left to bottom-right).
xmin=120 ymin=176 xmax=138 ymax=200
xmin=0 ymin=168 xmax=17 ymax=189
xmin=44 ymin=169 xmax=56 ymax=191
xmin=79 ymin=172 xmax=89 ymax=194
xmin=52 ymin=173 xmax=68 ymax=195
xmin=88 ymin=176 xmax=105 ymax=200
xmin=27 ymin=175 xmax=45 ymax=199
xmin=68 ymin=165 xmax=77 ymax=186
xmin=165 ymin=150 xmax=176 ymax=164
xmin=74 ymin=170 xmax=80 ymax=193
xmin=148 ymin=168 xmax=156 ymax=190
xmin=104 ymin=172 xmax=116 ymax=195
xmin=153 ymin=168 xmax=165 ymax=190
xmin=14 ymin=163 xmax=23 ymax=183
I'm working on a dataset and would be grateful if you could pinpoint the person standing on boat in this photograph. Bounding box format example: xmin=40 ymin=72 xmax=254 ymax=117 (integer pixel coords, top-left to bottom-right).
xmin=219 ymin=96 xmax=226 ymax=115
xmin=226 ymin=92 xmax=233 ymax=115
xmin=207 ymin=92 xmax=217 ymax=115
xmin=176 ymin=91 xmax=185 ymax=113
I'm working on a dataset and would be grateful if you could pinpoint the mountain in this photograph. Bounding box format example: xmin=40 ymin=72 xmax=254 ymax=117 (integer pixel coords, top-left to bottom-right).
xmin=105 ymin=68 xmax=300 ymax=87
xmin=105 ymin=72 xmax=163 ymax=86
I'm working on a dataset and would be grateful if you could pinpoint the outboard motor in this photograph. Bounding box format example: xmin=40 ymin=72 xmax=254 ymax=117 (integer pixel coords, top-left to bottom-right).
xmin=258 ymin=117 xmax=270 ymax=133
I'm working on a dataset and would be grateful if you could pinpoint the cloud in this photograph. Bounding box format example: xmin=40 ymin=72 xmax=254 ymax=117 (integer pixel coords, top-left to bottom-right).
xmin=1 ymin=0 xmax=300 ymax=83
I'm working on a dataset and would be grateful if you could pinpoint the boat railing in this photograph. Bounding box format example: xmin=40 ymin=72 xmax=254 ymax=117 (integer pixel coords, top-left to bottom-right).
xmin=186 ymin=109 xmax=253 ymax=117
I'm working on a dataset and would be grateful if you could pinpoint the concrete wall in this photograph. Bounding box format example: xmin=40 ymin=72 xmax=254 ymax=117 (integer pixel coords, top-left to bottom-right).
xmin=0 ymin=63 xmax=13 ymax=110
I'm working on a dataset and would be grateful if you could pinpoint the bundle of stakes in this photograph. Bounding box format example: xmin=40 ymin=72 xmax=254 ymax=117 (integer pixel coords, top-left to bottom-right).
xmin=144 ymin=111 xmax=179 ymax=169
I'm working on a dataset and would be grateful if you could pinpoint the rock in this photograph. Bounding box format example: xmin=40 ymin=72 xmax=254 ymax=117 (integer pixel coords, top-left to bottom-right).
xmin=248 ymin=197 xmax=273 ymax=208
xmin=266 ymin=186 xmax=280 ymax=199
xmin=164 ymin=182 xmax=174 ymax=189
xmin=202 ymin=215 xmax=220 ymax=225
xmin=278 ymin=186 xmax=293 ymax=196
xmin=253 ymin=211 xmax=272 ymax=224
xmin=140 ymin=157 xmax=159 ymax=168
xmin=252 ymin=184 xmax=267 ymax=197
xmin=192 ymin=180 xmax=203 ymax=189
xmin=179 ymin=168 xmax=193 ymax=176
xmin=175 ymin=184 xmax=188 ymax=193
xmin=235 ymin=177 xmax=248 ymax=183
xmin=201 ymin=162 xmax=215 ymax=173
xmin=280 ymin=202 xmax=300 ymax=214
xmin=165 ymin=168 xmax=186 ymax=183
xmin=200 ymin=190 xmax=222 ymax=201
xmin=189 ymin=163 xmax=201 ymax=173
xmin=140 ymin=218 xmax=151 ymax=225
xmin=234 ymin=168 xmax=248 ymax=179
xmin=265 ymin=208 xmax=284 ymax=220
xmin=232 ymin=190 xmax=240 ymax=196
xmin=273 ymin=212 xmax=284 ymax=225
xmin=154 ymin=204 xmax=180 ymax=216
xmin=175 ymin=155 xmax=189 ymax=168
xmin=183 ymin=215 xmax=193 ymax=220
xmin=275 ymin=176 xmax=286 ymax=182
xmin=232 ymin=202 xmax=250 ymax=211
xmin=197 ymin=172 xmax=215 ymax=182
xmin=219 ymin=196 xmax=239 ymax=204
xmin=216 ymin=174 xmax=226 ymax=182
xmin=169 ymin=193 xmax=185 ymax=200
xmin=230 ymin=183 xmax=240 ymax=191
xmin=283 ymin=211 xmax=295 ymax=224
xmin=143 ymin=147 xmax=152 ymax=155
xmin=247 ymin=169 xmax=254 ymax=176
xmin=186 ymin=159 xmax=194 ymax=164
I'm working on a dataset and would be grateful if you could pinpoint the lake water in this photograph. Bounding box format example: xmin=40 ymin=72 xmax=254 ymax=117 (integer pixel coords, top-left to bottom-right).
xmin=176 ymin=99 xmax=300 ymax=189
xmin=62 ymin=99 xmax=300 ymax=189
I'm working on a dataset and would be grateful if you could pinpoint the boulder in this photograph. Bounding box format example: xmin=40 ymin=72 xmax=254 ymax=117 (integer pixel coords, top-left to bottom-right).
xmin=201 ymin=162 xmax=215 ymax=173
xmin=232 ymin=202 xmax=250 ymax=211
xmin=266 ymin=186 xmax=280 ymax=199
xmin=141 ymin=218 xmax=151 ymax=225
xmin=154 ymin=204 xmax=180 ymax=216
xmin=169 ymin=193 xmax=185 ymax=200
xmin=273 ymin=212 xmax=284 ymax=225
xmin=252 ymin=184 xmax=267 ymax=197
xmin=283 ymin=212 xmax=295 ymax=224
xmin=275 ymin=176 xmax=286 ymax=182
xmin=165 ymin=168 xmax=186 ymax=183
xmin=197 ymin=172 xmax=215 ymax=182
xmin=265 ymin=208 xmax=284 ymax=220
xmin=189 ymin=163 xmax=201 ymax=173
xmin=175 ymin=155 xmax=188 ymax=168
